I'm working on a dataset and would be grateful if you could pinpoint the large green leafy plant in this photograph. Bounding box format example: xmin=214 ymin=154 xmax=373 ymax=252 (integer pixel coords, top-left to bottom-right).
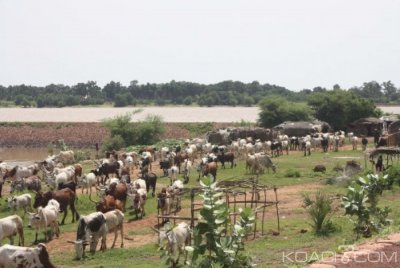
xmin=342 ymin=174 xmax=391 ymax=237
xmin=185 ymin=176 xmax=254 ymax=268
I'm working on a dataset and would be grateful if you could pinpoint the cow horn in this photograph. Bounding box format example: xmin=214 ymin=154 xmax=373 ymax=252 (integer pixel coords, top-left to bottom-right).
xmin=151 ymin=227 xmax=160 ymax=234
xmin=89 ymin=191 xmax=98 ymax=204
xmin=67 ymin=240 xmax=76 ymax=244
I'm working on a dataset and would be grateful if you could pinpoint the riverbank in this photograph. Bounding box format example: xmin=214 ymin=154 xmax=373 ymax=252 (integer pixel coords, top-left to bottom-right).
xmin=0 ymin=122 xmax=238 ymax=147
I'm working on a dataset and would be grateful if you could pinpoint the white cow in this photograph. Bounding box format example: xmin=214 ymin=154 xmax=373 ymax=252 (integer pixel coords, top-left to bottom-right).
xmin=27 ymin=199 xmax=60 ymax=243
xmin=7 ymin=193 xmax=32 ymax=214
xmin=154 ymin=222 xmax=191 ymax=262
xmin=104 ymin=209 xmax=124 ymax=249
xmin=0 ymin=215 xmax=24 ymax=246
xmin=78 ymin=172 xmax=97 ymax=194
xmin=0 ymin=243 xmax=55 ymax=268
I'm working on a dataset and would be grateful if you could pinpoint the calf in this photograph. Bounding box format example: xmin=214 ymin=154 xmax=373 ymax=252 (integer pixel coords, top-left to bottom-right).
xmin=28 ymin=200 xmax=60 ymax=243
xmin=68 ymin=212 xmax=107 ymax=259
xmin=7 ymin=193 xmax=32 ymax=214
xmin=0 ymin=215 xmax=24 ymax=246
xmin=0 ymin=243 xmax=55 ymax=268
xmin=104 ymin=209 xmax=124 ymax=249
xmin=129 ymin=188 xmax=147 ymax=219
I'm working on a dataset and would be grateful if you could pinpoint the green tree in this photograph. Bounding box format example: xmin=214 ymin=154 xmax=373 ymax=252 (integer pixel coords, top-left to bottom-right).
xmin=102 ymin=110 xmax=165 ymax=147
xmin=308 ymin=90 xmax=381 ymax=130
xmin=258 ymin=96 xmax=313 ymax=128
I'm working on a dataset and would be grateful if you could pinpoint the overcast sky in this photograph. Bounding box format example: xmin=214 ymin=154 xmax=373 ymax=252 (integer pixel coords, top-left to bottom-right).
xmin=0 ymin=0 xmax=399 ymax=91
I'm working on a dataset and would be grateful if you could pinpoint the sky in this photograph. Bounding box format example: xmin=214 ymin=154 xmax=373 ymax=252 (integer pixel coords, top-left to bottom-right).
xmin=0 ymin=0 xmax=399 ymax=91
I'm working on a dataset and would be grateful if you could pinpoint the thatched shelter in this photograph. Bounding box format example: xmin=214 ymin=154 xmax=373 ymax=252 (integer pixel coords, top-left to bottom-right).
xmin=387 ymin=120 xmax=400 ymax=146
xmin=272 ymin=121 xmax=331 ymax=137
xmin=206 ymin=127 xmax=272 ymax=145
xmin=348 ymin=117 xmax=383 ymax=136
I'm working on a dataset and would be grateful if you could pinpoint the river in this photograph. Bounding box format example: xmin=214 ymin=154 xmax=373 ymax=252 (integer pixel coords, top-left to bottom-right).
xmin=0 ymin=107 xmax=260 ymax=123
xmin=0 ymin=106 xmax=397 ymax=123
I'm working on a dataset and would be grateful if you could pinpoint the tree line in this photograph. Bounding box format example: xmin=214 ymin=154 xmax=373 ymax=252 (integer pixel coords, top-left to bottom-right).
xmin=0 ymin=80 xmax=398 ymax=107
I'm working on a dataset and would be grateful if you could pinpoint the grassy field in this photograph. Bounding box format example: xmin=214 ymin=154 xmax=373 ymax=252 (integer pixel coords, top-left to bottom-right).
xmin=2 ymin=146 xmax=400 ymax=268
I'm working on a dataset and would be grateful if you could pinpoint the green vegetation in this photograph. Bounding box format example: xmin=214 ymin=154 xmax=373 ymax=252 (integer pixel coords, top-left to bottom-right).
xmin=258 ymin=96 xmax=313 ymax=128
xmin=342 ymin=174 xmax=392 ymax=237
xmin=303 ymin=192 xmax=337 ymax=236
xmin=183 ymin=176 xmax=254 ymax=268
xmin=101 ymin=110 xmax=165 ymax=151
xmin=2 ymin=80 xmax=398 ymax=108
xmin=308 ymin=89 xmax=382 ymax=130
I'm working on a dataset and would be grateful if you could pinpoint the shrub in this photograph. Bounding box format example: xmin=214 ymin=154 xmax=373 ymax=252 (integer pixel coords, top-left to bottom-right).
xmin=285 ymin=169 xmax=301 ymax=178
xmin=342 ymin=174 xmax=392 ymax=237
xmin=75 ymin=150 xmax=91 ymax=162
xmin=303 ymin=192 xmax=336 ymax=236
xmin=101 ymin=135 xmax=125 ymax=153
xmin=102 ymin=110 xmax=165 ymax=146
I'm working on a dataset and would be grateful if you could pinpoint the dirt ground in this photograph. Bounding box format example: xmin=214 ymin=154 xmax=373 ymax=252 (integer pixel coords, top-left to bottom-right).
xmin=309 ymin=233 xmax=400 ymax=268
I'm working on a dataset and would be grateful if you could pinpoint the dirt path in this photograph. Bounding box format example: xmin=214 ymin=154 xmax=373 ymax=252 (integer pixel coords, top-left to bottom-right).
xmin=45 ymin=180 xmax=324 ymax=254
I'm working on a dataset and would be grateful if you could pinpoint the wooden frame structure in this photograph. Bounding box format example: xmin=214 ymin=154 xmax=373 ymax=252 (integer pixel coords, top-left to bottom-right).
xmin=156 ymin=178 xmax=280 ymax=240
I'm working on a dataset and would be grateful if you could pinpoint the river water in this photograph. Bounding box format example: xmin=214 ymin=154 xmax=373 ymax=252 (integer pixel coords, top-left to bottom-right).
xmin=0 ymin=107 xmax=260 ymax=123
xmin=0 ymin=106 xmax=397 ymax=123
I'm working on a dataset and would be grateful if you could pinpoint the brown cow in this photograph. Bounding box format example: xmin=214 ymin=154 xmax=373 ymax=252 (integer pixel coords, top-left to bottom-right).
xmin=202 ymin=162 xmax=217 ymax=180
xmin=105 ymin=183 xmax=128 ymax=211
xmin=74 ymin=164 xmax=83 ymax=183
xmin=89 ymin=192 xmax=123 ymax=213
xmin=33 ymin=188 xmax=79 ymax=225
xmin=174 ymin=152 xmax=189 ymax=174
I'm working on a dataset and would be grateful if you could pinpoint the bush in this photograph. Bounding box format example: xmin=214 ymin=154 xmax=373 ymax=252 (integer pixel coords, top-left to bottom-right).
xmin=101 ymin=135 xmax=125 ymax=152
xmin=75 ymin=150 xmax=91 ymax=162
xmin=102 ymin=110 xmax=165 ymax=146
xmin=303 ymin=192 xmax=337 ymax=236
xmin=285 ymin=169 xmax=301 ymax=178
xmin=258 ymin=96 xmax=313 ymax=128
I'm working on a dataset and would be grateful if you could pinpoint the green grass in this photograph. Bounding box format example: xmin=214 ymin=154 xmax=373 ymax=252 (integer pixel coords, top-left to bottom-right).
xmin=3 ymin=147 xmax=399 ymax=267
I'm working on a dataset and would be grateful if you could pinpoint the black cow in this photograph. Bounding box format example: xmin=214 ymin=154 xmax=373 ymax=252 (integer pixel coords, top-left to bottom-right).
xmin=94 ymin=162 xmax=120 ymax=184
xmin=321 ymin=137 xmax=329 ymax=152
xmin=142 ymin=172 xmax=157 ymax=197
xmin=159 ymin=160 xmax=171 ymax=177
xmin=217 ymin=152 xmax=235 ymax=169
xmin=271 ymin=141 xmax=282 ymax=157
xmin=58 ymin=181 xmax=77 ymax=194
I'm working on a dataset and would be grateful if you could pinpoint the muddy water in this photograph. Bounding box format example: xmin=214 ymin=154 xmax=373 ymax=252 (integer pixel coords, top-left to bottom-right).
xmin=0 ymin=147 xmax=95 ymax=166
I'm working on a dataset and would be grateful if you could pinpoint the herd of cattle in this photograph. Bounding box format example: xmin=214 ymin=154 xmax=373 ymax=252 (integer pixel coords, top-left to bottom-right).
xmin=0 ymin=130 xmax=364 ymax=267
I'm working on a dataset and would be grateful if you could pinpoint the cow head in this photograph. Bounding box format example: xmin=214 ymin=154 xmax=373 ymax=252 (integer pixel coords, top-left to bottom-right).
xmin=7 ymin=196 xmax=16 ymax=209
xmin=27 ymin=210 xmax=42 ymax=228
xmin=67 ymin=240 xmax=88 ymax=260
xmin=33 ymin=191 xmax=51 ymax=208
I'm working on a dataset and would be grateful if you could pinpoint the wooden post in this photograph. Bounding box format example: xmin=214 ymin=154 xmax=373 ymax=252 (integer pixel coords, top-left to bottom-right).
xmin=274 ymin=187 xmax=280 ymax=232
xmin=262 ymin=188 xmax=266 ymax=236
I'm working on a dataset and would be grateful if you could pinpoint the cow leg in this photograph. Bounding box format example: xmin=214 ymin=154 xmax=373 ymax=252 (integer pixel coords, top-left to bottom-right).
xmin=18 ymin=227 xmax=24 ymax=246
xmin=61 ymin=209 xmax=67 ymax=225
xmin=120 ymin=224 xmax=124 ymax=248
xmin=111 ymin=231 xmax=117 ymax=249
